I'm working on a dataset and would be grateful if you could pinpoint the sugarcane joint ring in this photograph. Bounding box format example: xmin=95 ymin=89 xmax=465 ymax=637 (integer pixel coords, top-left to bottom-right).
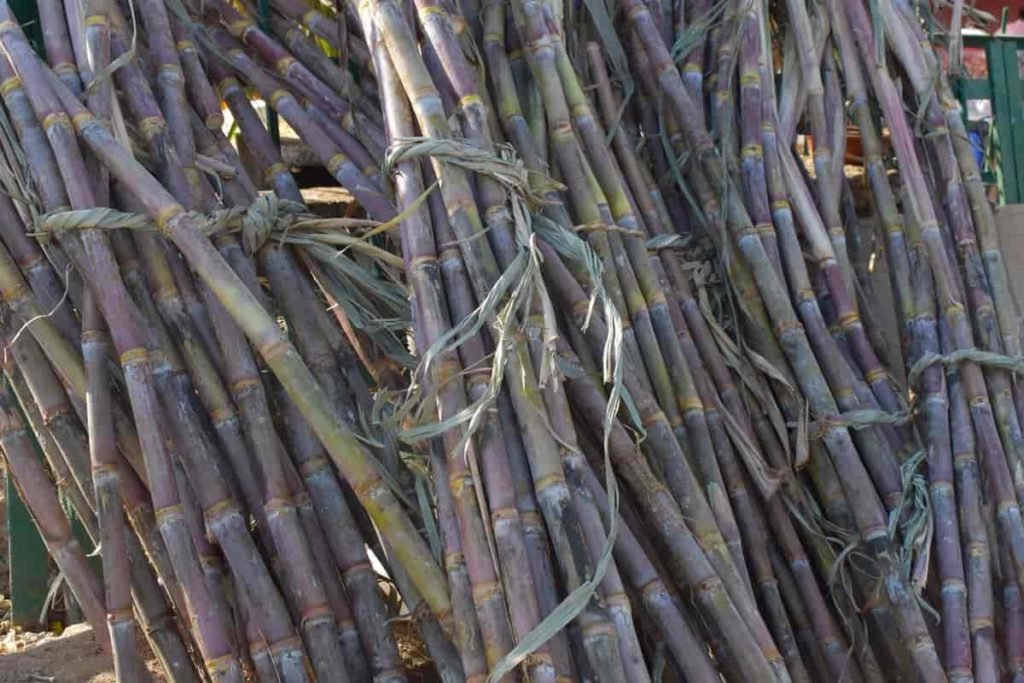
xmin=138 ymin=116 xmax=166 ymax=139
xmin=865 ymin=367 xmax=888 ymax=383
xmin=205 ymin=653 xmax=240 ymax=676
xmin=154 ymin=503 xmax=184 ymax=524
xmin=204 ymin=498 xmax=240 ymax=525
xmin=490 ymin=507 xmax=518 ymax=523
xmin=522 ymin=653 xmax=554 ymax=668
xmin=837 ymin=311 xmax=860 ymax=329
xmin=157 ymin=64 xmax=184 ymax=81
xmin=41 ymin=112 xmax=72 ymax=132
xmin=227 ymin=19 xmax=251 ymax=36
xmin=604 ymin=592 xmax=630 ymax=609
xmin=268 ymin=636 xmax=305 ymax=657
xmin=579 ymin=619 xmax=617 ymax=639
xmin=0 ymin=76 xmax=21 ymax=96
xmin=228 ymin=377 xmax=261 ymax=395
xmin=418 ymin=5 xmax=448 ymax=19
xmin=773 ymin=320 xmax=803 ymax=337
xmin=217 ymin=76 xmax=241 ymax=96
xmin=470 ymin=581 xmax=502 ymax=603
xmin=741 ymin=144 xmax=763 ymax=159
xmin=969 ymin=617 xmax=994 ymax=630
xmin=107 ymin=608 xmax=134 ymax=624
xmin=119 ymin=346 xmax=149 ymax=366
xmin=297 ymin=457 xmax=331 ymax=477
xmin=342 ymin=561 xmax=375 ymax=578
xmin=263 ymin=496 xmax=294 ymax=516
xmin=91 ymin=462 xmax=119 ymax=478
xmin=155 ymin=205 xmax=186 ymax=234
xmin=300 ymin=604 xmax=335 ymax=626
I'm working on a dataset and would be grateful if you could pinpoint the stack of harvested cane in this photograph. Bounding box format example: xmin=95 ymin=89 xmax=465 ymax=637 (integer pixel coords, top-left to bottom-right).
xmin=0 ymin=0 xmax=1020 ymax=679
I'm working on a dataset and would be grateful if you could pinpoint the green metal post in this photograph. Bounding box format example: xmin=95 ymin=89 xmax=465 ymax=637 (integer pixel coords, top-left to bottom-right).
xmin=258 ymin=0 xmax=280 ymax=147
xmin=6 ymin=469 xmax=50 ymax=630
xmin=999 ymin=39 xmax=1024 ymax=202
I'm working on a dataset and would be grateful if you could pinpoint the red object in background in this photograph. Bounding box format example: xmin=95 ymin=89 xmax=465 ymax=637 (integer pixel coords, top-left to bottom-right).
xmin=937 ymin=1 xmax=1024 ymax=19
xmin=935 ymin=3 xmax=1024 ymax=79
xmin=935 ymin=1 xmax=1024 ymax=26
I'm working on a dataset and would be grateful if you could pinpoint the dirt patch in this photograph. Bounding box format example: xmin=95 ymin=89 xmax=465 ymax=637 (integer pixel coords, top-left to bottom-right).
xmin=0 ymin=624 xmax=164 ymax=683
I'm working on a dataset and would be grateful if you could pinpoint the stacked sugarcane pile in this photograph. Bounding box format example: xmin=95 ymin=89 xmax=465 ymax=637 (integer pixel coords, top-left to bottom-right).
xmin=0 ymin=0 xmax=1021 ymax=679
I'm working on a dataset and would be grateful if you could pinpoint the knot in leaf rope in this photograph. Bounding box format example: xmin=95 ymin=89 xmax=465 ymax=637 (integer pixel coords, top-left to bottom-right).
xmin=239 ymin=194 xmax=306 ymax=254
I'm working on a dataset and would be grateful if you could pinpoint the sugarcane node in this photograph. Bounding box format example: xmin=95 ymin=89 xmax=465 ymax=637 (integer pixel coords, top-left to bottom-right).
xmin=741 ymin=144 xmax=763 ymax=160
xmin=299 ymin=603 xmax=335 ymax=626
xmin=205 ymin=652 xmax=241 ymax=675
xmin=470 ymin=580 xmax=502 ymax=603
xmin=326 ymin=152 xmax=352 ymax=175
xmin=274 ymin=55 xmax=297 ymax=73
xmin=91 ymin=462 xmax=119 ymax=478
xmin=153 ymin=503 xmax=185 ymax=524
xmin=139 ymin=115 xmax=166 ymax=138
xmin=263 ymin=495 xmax=295 ymax=517
xmin=40 ymin=111 xmax=71 ymax=132
xmin=38 ymin=402 xmax=71 ymax=424
xmin=107 ymin=607 xmax=135 ymax=623
xmin=341 ymin=560 xmax=375 ymax=578
xmin=216 ymin=76 xmax=240 ymax=96
xmin=680 ymin=397 xmax=704 ymax=413
xmin=0 ymin=75 xmax=21 ymax=98
xmin=202 ymin=495 xmax=239 ymax=523
xmin=417 ymin=4 xmax=447 ymax=20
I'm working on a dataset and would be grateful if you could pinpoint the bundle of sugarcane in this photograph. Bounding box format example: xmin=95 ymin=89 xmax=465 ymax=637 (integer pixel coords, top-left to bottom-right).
xmin=0 ymin=0 xmax=1021 ymax=680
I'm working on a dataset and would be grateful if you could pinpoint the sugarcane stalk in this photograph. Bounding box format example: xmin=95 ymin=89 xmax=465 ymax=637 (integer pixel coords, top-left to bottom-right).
xmin=34 ymin=42 xmax=453 ymax=641
xmin=369 ymin=21 xmax=523 ymax=677
xmin=0 ymin=378 xmax=109 ymax=645
xmin=843 ymin=0 xmax=1024 ymax=600
xmin=617 ymin=0 xmax=947 ymax=676
xmin=366 ymin=2 xmax=631 ymax=679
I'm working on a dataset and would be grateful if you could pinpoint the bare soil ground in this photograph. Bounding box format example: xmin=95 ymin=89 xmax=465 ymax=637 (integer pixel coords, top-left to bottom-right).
xmin=0 ymin=624 xmax=164 ymax=683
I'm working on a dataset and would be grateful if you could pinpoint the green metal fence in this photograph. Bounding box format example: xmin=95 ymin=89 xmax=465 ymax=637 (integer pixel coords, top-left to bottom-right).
xmin=956 ymin=33 xmax=1024 ymax=204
